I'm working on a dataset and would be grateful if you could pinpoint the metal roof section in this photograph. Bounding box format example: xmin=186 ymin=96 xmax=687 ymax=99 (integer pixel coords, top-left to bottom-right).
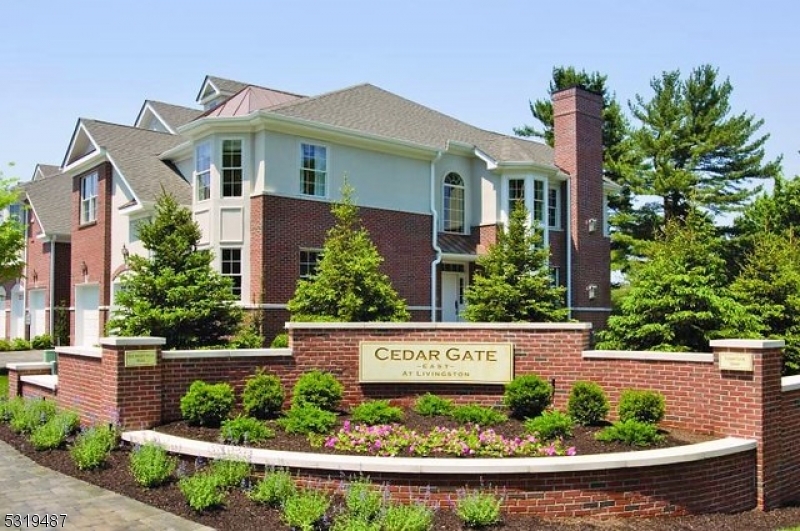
xmin=203 ymin=86 xmax=305 ymax=118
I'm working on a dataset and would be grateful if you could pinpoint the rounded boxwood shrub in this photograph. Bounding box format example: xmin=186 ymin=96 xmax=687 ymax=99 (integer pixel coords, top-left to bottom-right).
xmin=567 ymin=381 xmax=610 ymax=426
xmin=242 ymin=369 xmax=284 ymax=419
xmin=524 ymin=410 xmax=573 ymax=440
xmin=350 ymin=399 xmax=404 ymax=425
xmin=596 ymin=419 xmax=664 ymax=446
xmin=413 ymin=393 xmax=454 ymax=417
xmin=450 ymin=404 xmax=507 ymax=426
xmin=220 ymin=415 xmax=275 ymax=445
xmin=180 ymin=381 xmax=235 ymax=427
xmin=270 ymin=333 xmax=289 ymax=348
xmin=278 ymin=405 xmax=337 ymax=435
xmin=291 ymin=370 xmax=344 ymax=412
xmin=618 ymin=389 xmax=666 ymax=424
xmin=503 ymin=374 xmax=552 ymax=419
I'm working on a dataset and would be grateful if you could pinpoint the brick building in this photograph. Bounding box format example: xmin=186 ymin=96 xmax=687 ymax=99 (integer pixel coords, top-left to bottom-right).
xmin=1 ymin=77 xmax=618 ymax=345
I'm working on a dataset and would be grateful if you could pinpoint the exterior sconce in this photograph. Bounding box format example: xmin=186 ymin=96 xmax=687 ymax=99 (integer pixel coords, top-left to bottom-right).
xmin=121 ymin=244 xmax=129 ymax=263
xmin=587 ymin=284 xmax=598 ymax=300
xmin=32 ymin=270 xmax=38 ymax=284
xmin=81 ymin=260 xmax=88 ymax=277
xmin=587 ymin=218 xmax=598 ymax=234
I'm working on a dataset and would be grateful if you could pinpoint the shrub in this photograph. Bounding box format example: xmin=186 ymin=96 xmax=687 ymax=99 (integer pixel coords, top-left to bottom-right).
xmin=350 ymin=400 xmax=404 ymax=425
xmin=179 ymin=472 xmax=226 ymax=512
xmin=332 ymin=516 xmax=381 ymax=531
xmin=596 ymin=419 xmax=664 ymax=446
xmin=450 ymin=404 xmax=507 ymax=426
xmin=29 ymin=411 xmax=80 ymax=450
xmin=31 ymin=334 xmax=54 ymax=349
xmin=0 ymin=339 xmax=11 ymax=351
xmin=524 ymin=410 xmax=573 ymax=440
xmin=382 ymin=503 xmax=434 ymax=531
xmin=242 ymin=369 xmax=284 ymax=419
xmin=179 ymin=381 xmax=235 ymax=427
xmin=209 ymin=458 xmax=252 ymax=489
xmin=129 ymin=443 xmax=177 ymax=487
xmin=342 ymin=477 xmax=383 ymax=522
xmin=270 ymin=333 xmax=289 ymax=348
xmin=0 ymin=397 xmax=25 ymax=423
xmin=455 ymin=491 xmax=503 ymax=528
xmin=249 ymin=468 xmax=297 ymax=506
xmin=278 ymin=405 xmax=337 ymax=435
xmin=291 ymin=370 xmax=344 ymax=411
xmin=220 ymin=415 xmax=275 ymax=445
xmin=10 ymin=338 xmax=31 ymax=351
xmin=503 ymin=374 xmax=552 ymax=419
xmin=618 ymin=389 xmax=666 ymax=424
xmin=282 ymin=490 xmax=331 ymax=531
xmin=567 ymin=381 xmax=610 ymax=426
xmin=10 ymin=398 xmax=57 ymax=434
xmin=413 ymin=393 xmax=454 ymax=417
xmin=227 ymin=324 xmax=264 ymax=349
xmin=70 ymin=425 xmax=118 ymax=470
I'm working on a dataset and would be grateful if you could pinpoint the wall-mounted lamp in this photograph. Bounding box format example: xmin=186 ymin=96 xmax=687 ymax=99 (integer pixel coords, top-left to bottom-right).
xmin=121 ymin=244 xmax=129 ymax=263
xmin=81 ymin=260 xmax=88 ymax=277
xmin=587 ymin=284 xmax=598 ymax=300
xmin=587 ymin=218 xmax=598 ymax=234
xmin=32 ymin=270 xmax=38 ymax=284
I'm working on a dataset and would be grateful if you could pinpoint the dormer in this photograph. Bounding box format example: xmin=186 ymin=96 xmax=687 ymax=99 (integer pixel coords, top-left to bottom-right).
xmin=196 ymin=75 xmax=249 ymax=111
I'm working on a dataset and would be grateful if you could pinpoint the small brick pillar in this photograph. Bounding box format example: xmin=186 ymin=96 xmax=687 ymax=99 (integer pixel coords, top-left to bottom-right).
xmin=710 ymin=339 xmax=785 ymax=510
xmin=99 ymin=337 xmax=165 ymax=430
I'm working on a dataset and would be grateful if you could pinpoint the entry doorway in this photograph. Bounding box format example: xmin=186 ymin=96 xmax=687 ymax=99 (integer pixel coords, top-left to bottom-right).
xmin=75 ymin=284 xmax=100 ymax=347
xmin=29 ymin=289 xmax=46 ymax=339
xmin=441 ymin=263 xmax=467 ymax=322
xmin=10 ymin=283 xmax=24 ymax=339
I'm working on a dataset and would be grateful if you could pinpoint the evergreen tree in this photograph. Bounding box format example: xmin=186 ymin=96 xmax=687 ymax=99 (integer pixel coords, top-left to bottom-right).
xmin=287 ymin=182 xmax=409 ymax=322
xmin=463 ymin=202 xmax=568 ymax=322
xmin=107 ymin=193 xmax=243 ymax=349
xmin=0 ymin=166 xmax=25 ymax=282
xmin=596 ymin=212 xmax=760 ymax=352
xmin=730 ymin=232 xmax=800 ymax=375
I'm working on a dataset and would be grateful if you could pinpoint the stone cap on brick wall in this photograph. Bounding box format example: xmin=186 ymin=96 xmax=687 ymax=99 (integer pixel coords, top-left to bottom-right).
xmin=99 ymin=337 xmax=167 ymax=347
xmin=709 ymin=339 xmax=785 ymax=349
xmin=285 ymin=322 xmax=592 ymax=330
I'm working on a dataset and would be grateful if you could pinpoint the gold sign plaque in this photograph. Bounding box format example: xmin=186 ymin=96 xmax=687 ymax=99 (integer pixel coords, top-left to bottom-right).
xmin=718 ymin=351 xmax=754 ymax=372
xmin=125 ymin=350 xmax=158 ymax=368
xmin=359 ymin=342 xmax=514 ymax=384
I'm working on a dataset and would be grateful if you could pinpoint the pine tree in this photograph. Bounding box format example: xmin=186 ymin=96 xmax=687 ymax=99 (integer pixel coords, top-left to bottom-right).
xmin=287 ymin=182 xmax=409 ymax=322
xmin=107 ymin=193 xmax=243 ymax=349
xmin=0 ymin=166 xmax=25 ymax=282
xmin=463 ymin=202 xmax=568 ymax=322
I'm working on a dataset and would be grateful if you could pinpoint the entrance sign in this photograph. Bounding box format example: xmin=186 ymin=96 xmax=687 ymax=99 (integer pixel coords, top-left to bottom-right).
xmin=718 ymin=351 xmax=754 ymax=372
xmin=359 ymin=342 xmax=513 ymax=384
xmin=125 ymin=349 xmax=158 ymax=368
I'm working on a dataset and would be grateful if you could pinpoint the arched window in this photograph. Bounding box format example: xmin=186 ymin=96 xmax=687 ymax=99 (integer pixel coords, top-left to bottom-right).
xmin=443 ymin=172 xmax=465 ymax=233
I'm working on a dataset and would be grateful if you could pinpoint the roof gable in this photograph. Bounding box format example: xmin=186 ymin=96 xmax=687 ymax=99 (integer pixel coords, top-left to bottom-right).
xmin=196 ymin=75 xmax=250 ymax=106
xmin=135 ymin=100 xmax=203 ymax=134
xmin=25 ymin=171 xmax=71 ymax=237
xmin=62 ymin=121 xmax=100 ymax=167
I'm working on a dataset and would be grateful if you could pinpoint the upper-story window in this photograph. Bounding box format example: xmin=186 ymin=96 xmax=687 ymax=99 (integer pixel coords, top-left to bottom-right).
xmin=195 ymin=142 xmax=211 ymax=201
xmin=80 ymin=172 xmax=98 ymax=224
xmin=221 ymin=248 xmax=242 ymax=297
xmin=508 ymin=178 xmax=525 ymax=214
xmin=299 ymin=249 xmax=322 ymax=278
xmin=222 ymin=139 xmax=243 ymax=197
xmin=548 ymin=185 xmax=561 ymax=229
xmin=533 ymin=180 xmax=545 ymax=225
xmin=300 ymin=143 xmax=327 ymax=197
xmin=443 ymin=172 xmax=465 ymax=233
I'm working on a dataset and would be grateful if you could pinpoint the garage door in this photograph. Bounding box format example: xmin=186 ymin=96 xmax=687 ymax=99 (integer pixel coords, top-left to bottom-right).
xmin=75 ymin=284 xmax=100 ymax=347
xmin=10 ymin=283 xmax=24 ymax=339
xmin=29 ymin=290 xmax=46 ymax=339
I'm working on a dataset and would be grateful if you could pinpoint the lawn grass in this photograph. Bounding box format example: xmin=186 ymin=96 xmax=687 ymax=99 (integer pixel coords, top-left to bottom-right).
xmin=0 ymin=372 xmax=8 ymax=398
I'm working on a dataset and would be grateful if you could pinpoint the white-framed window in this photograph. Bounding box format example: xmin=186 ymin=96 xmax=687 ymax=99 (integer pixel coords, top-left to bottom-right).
xmin=80 ymin=171 xmax=98 ymax=224
xmin=221 ymin=248 xmax=242 ymax=297
xmin=299 ymin=249 xmax=322 ymax=278
xmin=550 ymin=266 xmax=560 ymax=287
xmin=508 ymin=178 xmax=525 ymax=214
xmin=300 ymin=143 xmax=327 ymax=197
xmin=443 ymin=172 xmax=465 ymax=233
xmin=195 ymin=142 xmax=211 ymax=201
xmin=8 ymin=203 xmax=24 ymax=224
xmin=548 ymin=185 xmax=561 ymax=229
xmin=533 ymin=180 xmax=545 ymax=225
xmin=221 ymin=139 xmax=243 ymax=197
xmin=603 ymin=193 xmax=610 ymax=237
xmin=129 ymin=216 xmax=150 ymax=243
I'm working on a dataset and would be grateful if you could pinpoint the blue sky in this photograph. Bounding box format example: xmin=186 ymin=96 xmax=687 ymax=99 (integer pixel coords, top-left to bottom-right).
xmin=2 ymin=0 xmax=798 ymax=194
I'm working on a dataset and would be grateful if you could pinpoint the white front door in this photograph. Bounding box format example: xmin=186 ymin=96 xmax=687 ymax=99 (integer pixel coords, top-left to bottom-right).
xmin=441 ymin=267 xmax=467 ymax=322
xmin=10 ymin=283 xmax=24 ymax=339
xmin=29 ymin=290 xmax=46 ymax=339
xmin=75 ymin=284 xmax=100 ymax=347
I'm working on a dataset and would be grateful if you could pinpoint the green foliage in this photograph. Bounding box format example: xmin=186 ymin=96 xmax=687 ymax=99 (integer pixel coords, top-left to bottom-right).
xmin=129 ymin=443 xmax=177 ymax=487
xmin=10 ymin=398 xmax=57 ymax=434
xmin=288 ymin=181 xmax=409 ymax=322
xmin=567 ymin=381 xmax=610 ymax=426
xmin=413 ymin=393 xmax=455 ymax=417
xmin=31 ymin=334 xmax=54 ymax=349
xmin=220 ymin=415 xmax=275 ymax=445
xmin=455 ymin=491 xmax=503 ymax=528
xmin=70 ymin=425 xmax=118 ymax=470
xmin=618 ymin=389 xmax=666 ymax=424
xmin=291 ymin=370 xmax=343 ymax=411
xmin=242 ymin=369 xmax=284 ymax=419
xmin=524 ymin=410 xmax=573 ymax=440
xmin=0 ymin=339 xmax=10 ymax=351
xmin=10 ymin=338 xmax=31 ymax=351
xmin=464 ymin=202 xmax=568 ymax=322
xmin=382 ymin=503 xmax=434 ymax=531
xmin=350 ymin=400 xmax=404 ymax=425
xmin=106 ymin=193 xmax=243 ymax=349
xmin=179 ymin=472 xmax=227 ymax=512
xmin=278 ymin=405 xmax=337 ymax=435
xmin=227 ymin=316 xmax=264 ymax=349
xmin=332 ymin=516 xmax=381 ymax=531
xmin=0 ymin=397 xmax=25 ymax=423
xmin=208 ymin=458 xmax=251 ymax=489
xmin=54 ymin=303 xmax=69 ymax=347
xmin=597 ymin=214 xmax=761 ymax=352
xmin=29 ymin=411 xmax=80 ymax=451
xmin=342 ymin=477 xmax=383 ymax=522
xmin=281 ymin=490 xmax=332 ymax=531
xmin=450 ymin=404 xmax=507 ymax=426
xmin=596 ymin=419 xmax=664 ymax=446
xmin=249 ymin=469 xmax=297 ymax=506
xmin=503 ymin=374 xmax=552 ymax=419
xmin=270 ymin=333 xmax=289 ymax=348
xmin=180 ymin=381 xmax=235 ymax=427
xmin=0 ymin=166 xmax=25 ymax=282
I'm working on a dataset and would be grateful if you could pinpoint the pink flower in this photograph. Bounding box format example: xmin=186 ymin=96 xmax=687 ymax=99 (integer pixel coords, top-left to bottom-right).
xmin=567 ymin=447 xmax=577 ymax=456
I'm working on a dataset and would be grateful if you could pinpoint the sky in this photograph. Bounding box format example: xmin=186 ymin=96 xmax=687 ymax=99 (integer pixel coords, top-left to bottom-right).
xmin=2 ymin=0 xmax=798 ymax=195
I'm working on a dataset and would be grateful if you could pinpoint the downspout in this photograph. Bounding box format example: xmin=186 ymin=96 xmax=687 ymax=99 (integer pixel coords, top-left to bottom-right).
xmin=49 ymin=235 xmax=56 ymax=337
xmin=565 ymin=176 xmax=572 ymax=319
xmin=429 ymin=151 xmax=444 ymax=321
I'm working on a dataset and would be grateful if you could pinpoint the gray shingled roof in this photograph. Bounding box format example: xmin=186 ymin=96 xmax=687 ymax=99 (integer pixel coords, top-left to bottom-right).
xmin=147 ymin=101 xmax=203 ymax=130
xmin=206 ymin=76 xmax=249 ymax=96
xmin=269 ymin=84 xmax=554 ymax=166
xmin=81 ymin=120 xmax=191 ymax=204
xmin=25 ymin=171 xmax=72 ymax=236
xmin=33 ymin=164 xmax=61 ymax=181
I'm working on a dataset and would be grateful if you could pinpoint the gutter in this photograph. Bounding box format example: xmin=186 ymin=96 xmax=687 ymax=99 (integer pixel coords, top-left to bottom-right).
xmin=49 ymin=235 xmax=56 ymax=338
xmin=429 ymin=151 xmax=444 ymax=321
xmin=566 ymin=176 xmax=572 ymax=319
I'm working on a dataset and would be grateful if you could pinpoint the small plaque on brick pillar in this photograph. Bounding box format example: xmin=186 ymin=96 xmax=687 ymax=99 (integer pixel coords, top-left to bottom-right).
xmin=125 ymin=350 xmax=158 ymax=368
xmin=718 ymin=351 xmax=754 ymax=372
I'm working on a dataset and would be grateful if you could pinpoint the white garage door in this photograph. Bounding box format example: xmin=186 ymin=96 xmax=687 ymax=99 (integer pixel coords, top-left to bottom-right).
xmin=29 ymin=289 xmax=47 ymax=339
xmin=10 ymin=283 xmax=24 ymax=339
xmin=75 ymin=284 xmax=100 ymax=347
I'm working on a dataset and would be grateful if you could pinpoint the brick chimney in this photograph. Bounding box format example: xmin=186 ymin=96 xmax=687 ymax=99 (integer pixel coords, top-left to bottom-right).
xmin=552 ymin=86 xmax=610 ymax=330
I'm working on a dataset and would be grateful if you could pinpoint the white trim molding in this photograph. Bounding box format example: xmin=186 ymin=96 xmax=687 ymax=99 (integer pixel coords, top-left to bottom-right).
xmin=285 ymin=322 xmax=592 ymax=331
xmin=709 ymin=339 xmax=785 ymax=349
xmin=583 ymin=350 xmax=714 ymax=363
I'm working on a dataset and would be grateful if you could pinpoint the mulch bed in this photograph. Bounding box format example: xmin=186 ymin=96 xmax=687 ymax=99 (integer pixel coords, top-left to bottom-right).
xmin=2 ymin=417 xmax=800 ymax=530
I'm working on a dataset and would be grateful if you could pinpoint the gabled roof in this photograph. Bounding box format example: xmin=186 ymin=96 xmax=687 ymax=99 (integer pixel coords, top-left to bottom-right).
xmin=25 ymin=170 xmax=71 ymax=237
xmin=31 ymin=164 xmax=61 ymax=182
xmin=135 ymin=100 xmax=203 ymax=133
xmin=196 ymin=75 xmax=250 ymax=104
xmin=203 ymin=86 xmax=305 ymax=118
